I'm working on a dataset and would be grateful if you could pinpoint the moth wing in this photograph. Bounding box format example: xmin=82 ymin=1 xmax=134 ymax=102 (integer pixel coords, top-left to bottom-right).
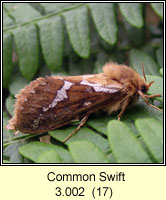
xmin=8 ymin=76 xmax=125 ymax=133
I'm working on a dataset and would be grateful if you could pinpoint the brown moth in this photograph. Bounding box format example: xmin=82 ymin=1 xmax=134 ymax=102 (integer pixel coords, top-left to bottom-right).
xmin=7 ymin=62 xmax=162 ymax=142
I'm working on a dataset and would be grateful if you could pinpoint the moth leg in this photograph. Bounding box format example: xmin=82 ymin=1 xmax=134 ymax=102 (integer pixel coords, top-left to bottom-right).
xmin=118 ymin=98 xmax=130 ymax=120
xmin=138 ymin=90 xmax=163 ymax=112
xmin=40 ymin=135 xmax=51 ymax=144
xmin=14 ymin=130 xmax=19 ymax=135
xmin=63 ymin=115 xmax=89 ymax=143
xmin=144 ymin=94 xmax=161 ymax=98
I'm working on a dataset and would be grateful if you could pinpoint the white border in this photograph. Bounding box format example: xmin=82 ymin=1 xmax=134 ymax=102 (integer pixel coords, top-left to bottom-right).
xmin=1 ymin=1 xmax=165 ymax=166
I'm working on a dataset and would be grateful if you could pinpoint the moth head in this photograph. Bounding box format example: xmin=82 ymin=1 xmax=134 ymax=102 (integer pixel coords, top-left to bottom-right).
xmin=140 ymin=84 xmax=148 ymax=94
xmin=140 ymin=64 xmax=155 ymax=94
xmin=137 ymin=64 xmax=162 ymax=112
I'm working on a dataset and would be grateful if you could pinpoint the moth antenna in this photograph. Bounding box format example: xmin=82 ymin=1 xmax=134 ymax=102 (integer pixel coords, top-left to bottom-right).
xmin=148 ymin=81 xmax=154 ymax=88
xmin=138 ymin=90 xmax=163 ymax=112
xmin=141 ymin=63 xmax=147 ymax=82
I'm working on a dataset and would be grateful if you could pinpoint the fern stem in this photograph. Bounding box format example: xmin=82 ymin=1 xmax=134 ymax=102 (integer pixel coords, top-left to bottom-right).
xmin=3 ymin=3 xmax=87 ymax=33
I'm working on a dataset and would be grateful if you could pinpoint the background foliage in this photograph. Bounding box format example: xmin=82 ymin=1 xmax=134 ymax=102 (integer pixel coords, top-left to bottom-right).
xmin=3 ymin=2 xmax=163 ymax=163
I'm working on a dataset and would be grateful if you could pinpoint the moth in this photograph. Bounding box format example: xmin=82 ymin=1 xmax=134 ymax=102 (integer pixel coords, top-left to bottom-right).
xmin=7 ymin=62 xmax=162 ymax=142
